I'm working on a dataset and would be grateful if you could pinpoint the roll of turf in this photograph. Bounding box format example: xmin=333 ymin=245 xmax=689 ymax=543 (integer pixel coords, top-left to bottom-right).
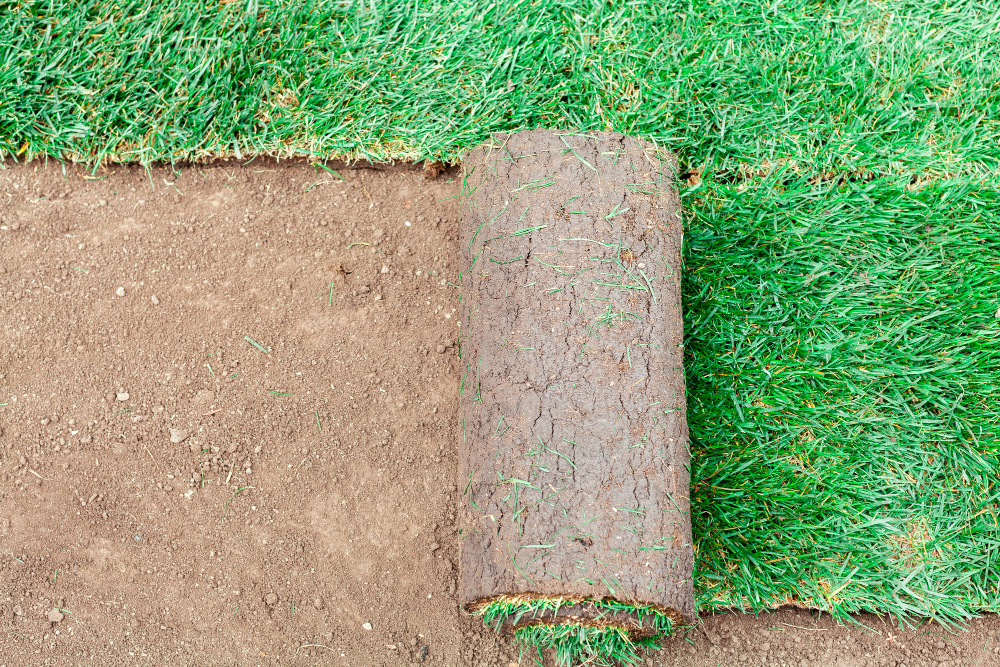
xmin=458 ymin=129 xmax=693 ymax=665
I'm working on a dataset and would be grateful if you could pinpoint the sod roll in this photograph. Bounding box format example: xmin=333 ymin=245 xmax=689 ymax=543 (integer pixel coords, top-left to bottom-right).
xmin=458 ymin=129 xmax=694 ymax=650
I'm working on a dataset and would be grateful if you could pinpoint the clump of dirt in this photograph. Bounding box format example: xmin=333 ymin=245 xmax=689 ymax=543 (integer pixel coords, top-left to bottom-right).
xmin=0 ymin=158 xmax=995 ymax=666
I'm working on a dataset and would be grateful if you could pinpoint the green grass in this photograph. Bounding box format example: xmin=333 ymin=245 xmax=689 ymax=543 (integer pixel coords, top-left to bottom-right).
xmin=687 ymin=174 xmax=1000 ymax=623
xmin=4 ymin=0 xmax=1000 ymax=659
xmin=4 ymin=0 xmax=997 ymax=171
xmin=477 ymin=598 xmax=674 ymax=667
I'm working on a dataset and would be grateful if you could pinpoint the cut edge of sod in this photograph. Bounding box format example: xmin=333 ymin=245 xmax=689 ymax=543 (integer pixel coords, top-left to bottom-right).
xmin=469 ymin=594 xmax=680 ymax=667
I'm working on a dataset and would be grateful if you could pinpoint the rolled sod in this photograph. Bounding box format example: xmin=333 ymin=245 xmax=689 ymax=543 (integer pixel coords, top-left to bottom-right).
xmin=457 ymin=129 xmax=693 ymax=664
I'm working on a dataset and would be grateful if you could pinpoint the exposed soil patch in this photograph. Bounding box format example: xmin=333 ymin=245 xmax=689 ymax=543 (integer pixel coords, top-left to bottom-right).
xmin=0 ymin=159 xmax=996 ymax=666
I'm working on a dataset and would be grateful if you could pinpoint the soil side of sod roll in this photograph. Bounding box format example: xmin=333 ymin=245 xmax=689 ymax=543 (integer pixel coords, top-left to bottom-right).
xmin=457 ymin=129 xmax=694 ymax=634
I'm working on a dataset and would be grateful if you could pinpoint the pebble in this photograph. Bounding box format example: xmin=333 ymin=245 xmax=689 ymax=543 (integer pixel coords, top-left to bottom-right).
xmin=265 ymin=593 xmax=278 ymax=606
xmin=116 ymin=391 xmax=130 ymax=402
xmin=313 ymin=597 xmax=323 ymax=610
xmin=151 ymin=294 xmax=160 ymax=306
xmin=47 ymin=608 xmax=64 ymax=623
xmin=115 ymin=286 xmax=126 ymax=297
xmin=381 ymin=265 xmax=390 ymax=274
xmin=362 ymin=622 xmax=373 ymax=631
xmin=169 ymin=428 xmax=189 ymax=444
xmin=436 ymin=344 xmax=446 ymax=354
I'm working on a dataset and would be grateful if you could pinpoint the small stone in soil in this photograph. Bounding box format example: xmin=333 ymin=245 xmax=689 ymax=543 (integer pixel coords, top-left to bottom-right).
xmin=169 ymin=428 xmax=188 ymax=444
xmin=151 ymin=294 xmax=160 ymax=305
xmin=48 ymin=608 xmax=64 ymax=623
xmin=116 ymin=391 xmax=130 ymax=402
xmin=362 ymin=622 xmax=373 ymax=631
xmin=265 ymin=593 xmax=278 ymax=606
xmin=116 ymin=286 xmax=126 ymax=297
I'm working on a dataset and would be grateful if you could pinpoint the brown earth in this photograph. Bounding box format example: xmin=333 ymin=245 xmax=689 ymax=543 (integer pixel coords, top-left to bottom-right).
xmin=0 ymin=159 xmax=997 ymax=666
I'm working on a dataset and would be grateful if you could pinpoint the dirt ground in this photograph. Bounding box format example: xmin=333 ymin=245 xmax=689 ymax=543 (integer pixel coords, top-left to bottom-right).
xmin=1 ymin=159 xmax=997 ymax=666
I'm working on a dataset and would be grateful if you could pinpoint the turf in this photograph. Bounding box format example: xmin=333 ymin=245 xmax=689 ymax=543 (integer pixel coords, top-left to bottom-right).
xmin=4 ymin=0 xmax=1000 ymax=648
xmin=478 ymin=598 xmax=674 ymax=667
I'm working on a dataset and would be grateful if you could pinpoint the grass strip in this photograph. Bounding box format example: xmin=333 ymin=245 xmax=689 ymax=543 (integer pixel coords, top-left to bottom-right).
xmin=475 ymin=597 xmax=674 ymax=667
xmin=3 ymin=0 xmax=996 ymax=176
xmin=685 ymin=172 xmax=1000 ymax=626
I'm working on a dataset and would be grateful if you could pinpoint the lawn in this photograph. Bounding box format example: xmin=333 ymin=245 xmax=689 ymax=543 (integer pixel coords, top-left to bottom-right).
xmin=3 ymin=0 xmax=1000 ymax=654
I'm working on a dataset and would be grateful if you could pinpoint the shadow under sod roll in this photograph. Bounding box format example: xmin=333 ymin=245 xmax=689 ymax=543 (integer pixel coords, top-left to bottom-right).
xmin=457 ymin=129 xmax=694 ymax=644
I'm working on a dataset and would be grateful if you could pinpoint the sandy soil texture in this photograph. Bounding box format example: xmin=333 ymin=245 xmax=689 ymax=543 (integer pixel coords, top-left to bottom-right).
xmin=0 ymin=159 xmax=996 ymax=666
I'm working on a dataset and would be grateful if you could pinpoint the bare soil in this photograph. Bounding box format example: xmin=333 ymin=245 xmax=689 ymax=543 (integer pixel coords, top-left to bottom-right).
xmin=0 ymin=159 xmax=996 ymax=666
